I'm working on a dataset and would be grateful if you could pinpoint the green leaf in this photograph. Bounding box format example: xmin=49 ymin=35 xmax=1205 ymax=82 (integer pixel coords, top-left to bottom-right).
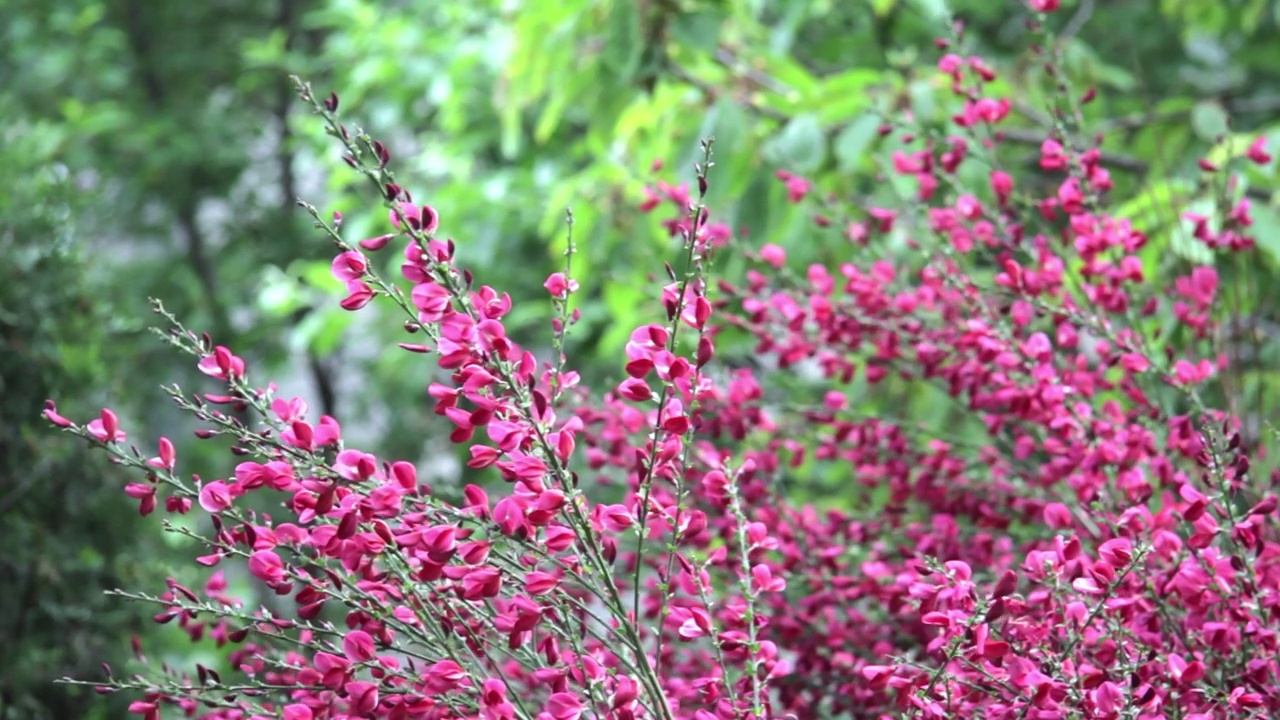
xmin=1116 ymin=180 xmax=1193 ymax=277
xmin=534 ymin=90 xmax=570 ymax=144
xmin=697 ymin=99 xmax=755 ymax=200
xmin=907 ymin=79 xmax=937 ymax=124
xmin=1241 ymin=0 xmax=1268 ymax=32
xmin=1251 ymin=204 xmax=1280 ymax=267
xmin=908 ymin=0 xmax=951 ymax=23
xmin=805 ymin=68 xmax=880 ymax=123
xmin=764 ymin=113 xmax=826 ymax=173
xmin=1062 ymin=39 xmax=1136 ymax=91
xmin=834 ymin=114 xmax=881 ymax=171
xmin=602 ymin=0 xmax=642 ymax=80
xmin=871 ymin=0 xmax=896 ymax=16
xmin=614 ymin=83 xmax=685 ymax=144
xmin=293 ymin=307 xmax=355 ymax=356
xmin=761 ymin=56 xmax=820 ymax=99
xmin=702 ymin=97 xmax=750 ymax=155
xmin=599 ymin=279 xmax=647 ymax=355
xmin=1115 ymin=180 xmax=1193 ymax=226
xmin=670 ymin=11 xmax=722 ymax=48
xmin=731 ymin=173 xmax=776 ymax=243
xmin=257 ymin=266 xmax=307 ymax=318
xmin=1191 ymin=100 xmax=1229 ymax=141
xmin=500 ymin=102 xmax=524 ymax=159
xmin=291 ymin=258 xmax=342 ymax=294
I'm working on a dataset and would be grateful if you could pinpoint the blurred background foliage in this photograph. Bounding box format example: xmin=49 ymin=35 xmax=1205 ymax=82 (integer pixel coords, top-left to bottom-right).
xmin=0 ymin=101 xmax=162 ymax=719
xmin=3 ymin=0 xmax=1280 ymax=716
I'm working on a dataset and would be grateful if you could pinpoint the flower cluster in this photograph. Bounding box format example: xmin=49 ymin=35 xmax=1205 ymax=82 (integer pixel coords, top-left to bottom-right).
xmin=649 ymin=14 xmax=1277 ymax=720
xmin=49 ymin=6 xmax=1280 ymax=720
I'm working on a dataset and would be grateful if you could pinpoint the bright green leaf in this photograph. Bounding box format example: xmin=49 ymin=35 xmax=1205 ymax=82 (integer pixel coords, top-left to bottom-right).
xmin=1251 ymin=204 xmax=1280 ymax=267
xmin=764 ymin=113 xmax=826 ymax=173
xmin=602 ymin=0 xmax=642 ymax=80
xmin=291 ymin=258 xmax=343 ymax=294
xmin=834 ymin=114 xmax=881 ymax=171
xmin=1191 ymin=100 xmax=1229 ymax=141
xmin=257 ymin=266 xmax=306 ymax=318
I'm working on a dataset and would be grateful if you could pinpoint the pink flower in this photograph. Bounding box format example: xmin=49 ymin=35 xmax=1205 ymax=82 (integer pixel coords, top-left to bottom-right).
xmin=1098 ymin=537 xmax=1133 ymax=568
xmin=247 ymin=550 xmax=285 ymax=585
xmin=1246 ymin=136 xmax=1272 ymax=165
xmin=146 ymin=437 xmax=176 ymax=471
xmin=389 ymin=202 xmax=439 ymax=234
xmin=340 ymin=280 xmax=374 ymax=311
xmin=235 ymin=461 xmax=295 ymax=491
xmin=776 ymin=170 xmax=811 ymax=203
xmin=868 ymin=207 xmax=896 ymax=232
xmin=759 ymin=243 xmax=787 ymax=269
xmin=198 ymin=480 xmax=233 ymax=513
xmin=461 ymin=567 xmax=503 ymax=600
xmin=1072 ymin=577 xmax=1104 ymax=595
xmin=976 ymin=97 xmax=1010 ymax=123
xmin=359 ymin=233 xmax=394 ymax=251
xmin=43 ymin=400 xmax=73 ymax=428
xmin=544 ymin=525 xmax=575 ymax=552
xmin=543 ymin=272 xmax=578 ymax=298
xmin=342 ymin=630 xmax=376 ymax=662
xmin=331 ymin=250 xmax=368 ymax=282
xmin=334 ymin=449 xmax=377 ymax=482
xmin=1121 ymin=353 xmax=1150 ymax=373
xmin=545 ymin=692 xmax=583 ymax=720
xmin=624 ymin=324 xmax=670 ymax=364
xmin=423 ymin=659 xmax=466 ymax=693
xmin=617 ymin=377 xmax=652 ymax=402
xmin=197 ymin=346 xmax=245 ymax=381
xmin=86 ymin=408 xmax=125 ymax=443
xmin=525 ymin=571 xmax=560 ymax=595
xmin=597 ymin=504 xmax=634 ymax=533
xmin=751 ymin=564 xmax=787 ymax=593
xmin=1040 ymin=139 xmax=1068 ymax=170
xmin=1057 ymin=177 xmax=1085 ymax=214
xmin=124 ymin=483 xmax=157 ymax=516
xmin=1042 ymin=503 xmax=1074 ymax=528
xmin=411 ymin=281 xmax=452 ymax=322
xmin=1172 ymin=358 xmax=1214 ymax=385
xmin=128 ymin=701 xmax=159 ymax=720
xmin=344 ymin=680 xmax=378 ymax=714
xmin=312 ymin=652 xmax=351 ymax=689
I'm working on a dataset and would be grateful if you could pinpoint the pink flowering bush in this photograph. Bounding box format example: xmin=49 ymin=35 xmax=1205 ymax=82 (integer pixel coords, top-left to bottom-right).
xmin=49 ymin=9 xmax=1280 ymax=720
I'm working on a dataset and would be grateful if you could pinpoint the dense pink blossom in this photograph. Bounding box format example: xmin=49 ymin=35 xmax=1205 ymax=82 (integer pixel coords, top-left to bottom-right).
xmin=49 ymin=33 xmax=1280 ymax=720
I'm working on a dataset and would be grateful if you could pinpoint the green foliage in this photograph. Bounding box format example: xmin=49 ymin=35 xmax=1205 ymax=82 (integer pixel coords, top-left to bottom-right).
xmin=0 ymin=115 xmax=163 ymax=720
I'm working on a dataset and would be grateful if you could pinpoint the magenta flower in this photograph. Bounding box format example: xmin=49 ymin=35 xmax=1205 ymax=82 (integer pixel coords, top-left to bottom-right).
xmin=196 ymin=345 xmax=245 ymax=381
xmin=197 ymin=480 xmax=233 ymax=513
xmin=86 ymin=408 xmax=126 ymax=443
